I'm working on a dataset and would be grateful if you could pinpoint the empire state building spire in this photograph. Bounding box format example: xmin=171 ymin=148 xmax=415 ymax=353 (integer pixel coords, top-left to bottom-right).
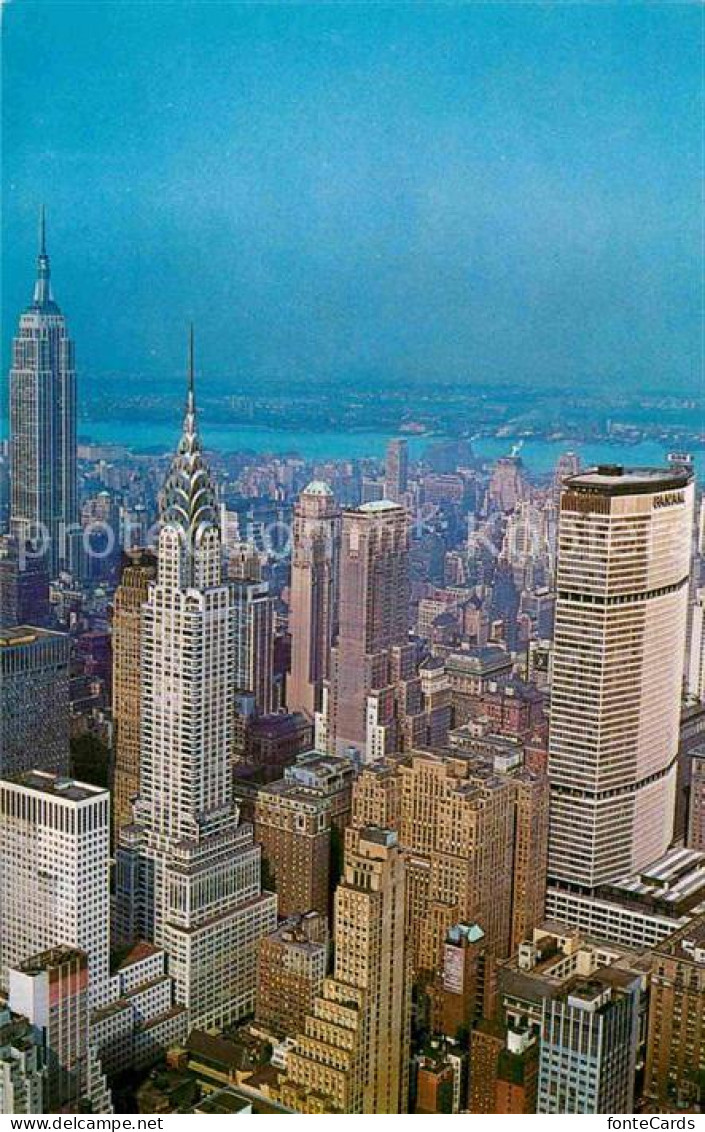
xmin=31 ymin=206 xmax=59 ymax=313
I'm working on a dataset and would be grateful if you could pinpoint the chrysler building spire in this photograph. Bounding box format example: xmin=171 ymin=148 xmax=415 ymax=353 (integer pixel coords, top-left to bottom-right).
xmin=160 ymin=327 xmax=219 ymax=550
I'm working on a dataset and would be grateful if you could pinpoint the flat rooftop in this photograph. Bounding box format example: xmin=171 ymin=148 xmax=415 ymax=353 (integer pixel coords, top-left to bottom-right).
xmin=5 ymin=770 xmax=107 ymax=804
xmin=565 ymin=465 xmax=692 ymax=496
xmin=356 ymin=499 xmax=404 ymax=513
xmin=0 ymin=625 xmax=67 ymax=647
xmin=599 ymin=846 xmax=705 ymax=915
xmin=654 ymin=913 xmax=705 ymax=962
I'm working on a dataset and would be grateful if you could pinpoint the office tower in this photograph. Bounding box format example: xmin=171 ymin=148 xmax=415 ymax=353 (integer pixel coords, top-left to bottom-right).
xmin=488 ymin=455 xmax=527 ymax=513
xmin=324 ymin=501 xmax=410 ymax=761
xmin=350 ymin=757 xmax=402 ymax=829
xmin=226 ymin=538 xmax=261 ymax=582
xmin=252 ymin=753 xmax=354 ymax=918
xmin=255 ymin=913 xmax=328 ymax=1039
xmin=537 ymin=971 xmax=641 ymax=1114
xmin=8 ymin=947 xmax=112 ymax=1114
xmin=111 ymin=550 xmax=157 ymax=835
xmin=81 ymin=493 xmax=120 ymax=583
xmin=0 ymin=627 xmax=70 ymax=779
xmin=399 ymin=752 xmax=513 ymax=966
xmin=233 ymin=576 xmax=275 ymax=715
xmin=0 ymin=1011 xmax=45 ymax=1114
xmin=0 ymin=536 xmax=50 ymax=629
xmin=549 ymin=466 xmax=694 ymax=890
xmin=644 ymin=915 xmax=704 ymax=1110
xmin=288 ymin=481 xmax=340 ymax=718
xmin=511 ymin=771 xmax=550 ymax=952
xmin=116 ymin=343 xmax=277 ymax=1029
xmin=9 ymin=211 xmax=80 ymax=578
xmin=687 ymin=589 xmax=705 ymax=701
xmin=490 ymin=559 xmax=520 ymax=651
xmin=385 ymin=439 xmax=408 ymax=504
xmin=353 ymin=747 xmax=547 ymax=971
xmin=282 ymin=827 xmax=410 ymax=1114
xmin=688 ymin=748 xmax=705 ymax=850
xmin=0 ymin=772 xmax=110 ymax=1007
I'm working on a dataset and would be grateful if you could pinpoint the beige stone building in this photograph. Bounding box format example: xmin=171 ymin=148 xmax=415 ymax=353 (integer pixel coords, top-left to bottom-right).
xmin=287 ymin=482 xmax=340 ymax=719
xmin=255 ymin=912 xmax=328 ymax=1040
xmin=352 ymin=746 xmax=548 ymax=973
xmin=282 ymin=827 xmax=410 ymax=1113
xmin=111 ymin=550 xmax=156 ymax=835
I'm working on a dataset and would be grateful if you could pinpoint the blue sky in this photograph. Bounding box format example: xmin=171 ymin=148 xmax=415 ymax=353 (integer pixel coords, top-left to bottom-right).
xmin=2 ymin=1 xmax=702 ymax=393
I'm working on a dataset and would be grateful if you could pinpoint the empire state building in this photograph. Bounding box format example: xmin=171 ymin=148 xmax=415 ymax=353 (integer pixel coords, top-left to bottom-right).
xmin=9 ymin=210 xmax=80 ymax=577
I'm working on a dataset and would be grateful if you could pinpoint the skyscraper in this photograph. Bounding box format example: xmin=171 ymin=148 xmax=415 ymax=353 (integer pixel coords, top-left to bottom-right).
xmin=111 ymin=550 xmax=157 ymax=836
xmin=0 ymin=626 xmax=70 ymax=779
xmin=352 ymin=746 xmax=547 ymax=971
xmin=255 ymin=912 xmax=328 ymax=1040
xmin=323 ymin=501 xmax=410 ymax=761
xmin=116 ymin=336 xmax=277 ymax=1029
xmin=548 ymin=466 xmax=694 ymax=890
xmin=385 ymin=439 xmax=409 ymax=504
xmin=9 ymin=211 xmax=80 ymax=578
xmin=287 ymin=481 xmax=340 ymax=718
xmin=537 ymin=972 xmax=641 ymax=1114
xmin=282 ymin=827 xmax=410 ymax=1114
xmin=644 ymin=914 xmax=705 ymax=1110
xmin=0 ymin=772 xmax=111 ymax=1008
xmin=0 ymin=1011 xmax=45 ymax=1114
xmin=232 ymin=575 xmax=275 ymax=715
xmin=0 ymin=536 xmax=51 ymax=630
xmin=9 ymin=947 xmax=112 ymax=1114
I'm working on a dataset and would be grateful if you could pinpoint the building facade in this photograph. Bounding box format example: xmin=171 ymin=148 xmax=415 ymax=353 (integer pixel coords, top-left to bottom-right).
xmin=111 ymin=550 xmax=157 ymax=835
xmin=384 ymin=439 xmax=409 ymax=504
xmin=8 ymin=947 xmax=112 ymax=1114
xmin=255 ymin=913 xmax=328 ymax=1040
xmin=115 ymin=350 xmax=277 ymax=1029
xmin=537 ymin=972 xmax=641 ymax=1114
xmin=323 ymin=501 xmax=410 ymax=761
xmin=644 ymin=914 xmax=705 ymax=1111
xmin=287 ymin=481 xmax=340 ymax=718
xmin=282 ymin=827 xmax=410 ymax=1113
xmin=548 ymin=466 xmax=694 ymax=890
xmin=252 ymin=753 xmax=354 ymax=918
xmin=0 ymin=773 xmax=110 ymax=1007
xmin=233 ymin=576 xmax=275 ymax=715
xmin=9 ymin=212 xmax=80 ymax=578
xmin=0 ymin=626 xmax=70 ymax=778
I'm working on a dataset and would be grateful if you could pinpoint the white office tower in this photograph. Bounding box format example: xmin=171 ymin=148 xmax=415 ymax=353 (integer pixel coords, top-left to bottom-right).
xmin=116 ymin=337 xmax=277 ymax=1030
xmin=548 ymin=466 xmax=693 ymax=891
xmin=0 ymin=773 xmax=111 ymax=1008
